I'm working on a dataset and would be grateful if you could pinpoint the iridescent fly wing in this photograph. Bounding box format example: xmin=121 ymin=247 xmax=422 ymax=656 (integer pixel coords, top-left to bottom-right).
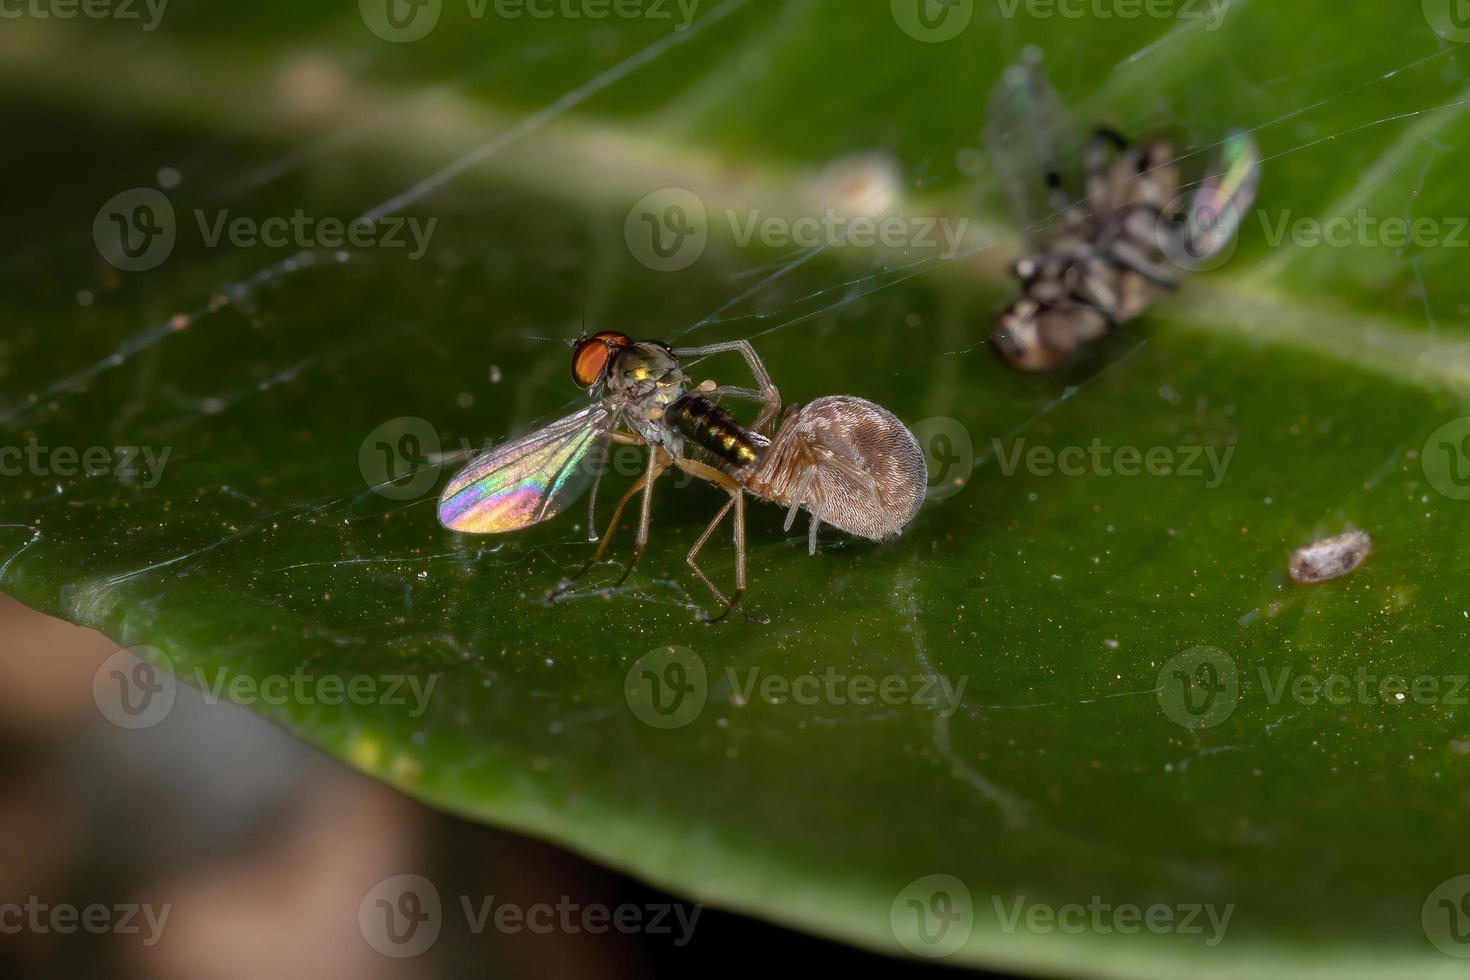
xmin=438 ymin=403 xmax=616 ymax=534
xmin=1183 ymin=129 xmax=1261 ymax=260
xmin=984 ymin=48 xmax=1069 ymax=245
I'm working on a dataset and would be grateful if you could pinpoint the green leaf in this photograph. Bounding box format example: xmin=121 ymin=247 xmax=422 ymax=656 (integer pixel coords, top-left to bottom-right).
xmin=5 ymin=3 xmax=1470 ymax=975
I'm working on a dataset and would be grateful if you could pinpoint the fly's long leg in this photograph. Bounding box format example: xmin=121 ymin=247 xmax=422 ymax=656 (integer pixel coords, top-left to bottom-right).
xmin=585 ymin=466 xmax=605 ymax=542
xmin=547 ymin=447 xmax=666 ymax=602
xmin=672 ymin=456 xmax=767 ymax=624
xmin=587 ymin=432 xmax=643 ymax=542
xmin=670 ymin=340 xmax=782 ymax=434
xmin=613 ymin=447 xmax=670 ymax=588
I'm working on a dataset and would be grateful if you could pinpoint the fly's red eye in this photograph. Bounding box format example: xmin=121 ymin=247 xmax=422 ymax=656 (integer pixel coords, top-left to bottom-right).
xmin=571 ymin=331 xmax=631 ymax=387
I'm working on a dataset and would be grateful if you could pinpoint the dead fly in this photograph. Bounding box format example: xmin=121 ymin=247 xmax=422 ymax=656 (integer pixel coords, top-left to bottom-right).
xmin=984 ymin=50 xmax=1261 ymax=371
xmin=437 ymin=332 xmax=927 ymax=622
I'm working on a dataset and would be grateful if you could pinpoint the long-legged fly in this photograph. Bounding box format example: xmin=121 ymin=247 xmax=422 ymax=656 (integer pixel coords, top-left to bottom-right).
xmin=437 ymin=332 xmax=927 ymax=622
xmin=985 ymin=50 xmax=1262 ymax=371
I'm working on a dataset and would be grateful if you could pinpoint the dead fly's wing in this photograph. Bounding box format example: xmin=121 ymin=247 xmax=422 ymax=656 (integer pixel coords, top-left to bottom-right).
xmin=984 ymin=51 xmax=1070 ymax=246
xmin=438 ymin=402 xmax=617 ymax=534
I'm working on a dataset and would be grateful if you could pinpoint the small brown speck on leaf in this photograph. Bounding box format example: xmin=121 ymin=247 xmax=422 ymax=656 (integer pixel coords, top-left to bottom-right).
xmin=1289 ymin=530 xmax=1371 ymax=583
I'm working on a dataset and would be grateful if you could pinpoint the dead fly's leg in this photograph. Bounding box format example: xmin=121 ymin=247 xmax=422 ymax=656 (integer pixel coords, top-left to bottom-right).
xmin=1043 ymin=171 xmax=1079 ymax=229
xmin=1106 ymin=234 xmax=1181 ymax=290
xmin=1082 ymin=127 xmax=1130 ymax=215
xmin=670 ymin=340 xmax=782 ymax=434
xmin=671 ymin=456 xmax=768 ymax=624
xmin=548 ymin=444 xmax=667 ymax=601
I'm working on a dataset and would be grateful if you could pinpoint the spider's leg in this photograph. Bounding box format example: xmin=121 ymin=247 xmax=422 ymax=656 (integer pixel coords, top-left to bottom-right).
xmin=670 ymin=340 xmax=781 ymax=434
